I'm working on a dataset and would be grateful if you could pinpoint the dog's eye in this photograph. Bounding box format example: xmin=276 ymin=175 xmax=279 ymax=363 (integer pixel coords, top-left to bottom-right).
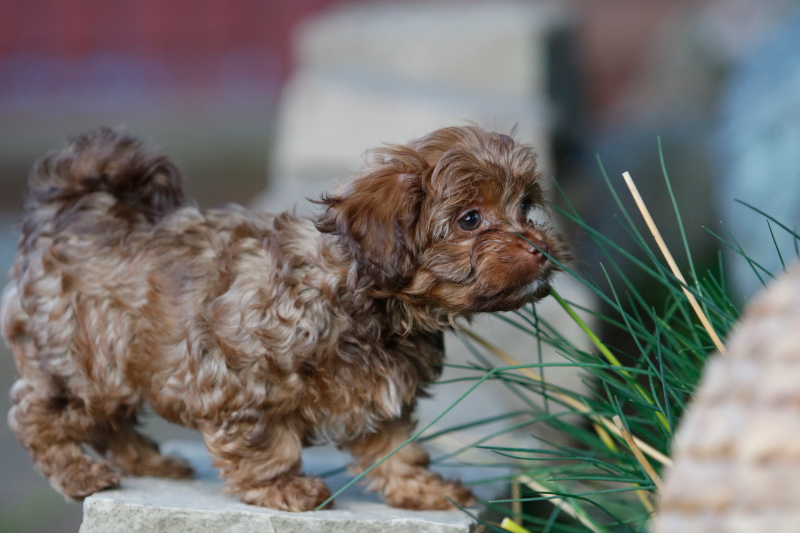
xmin=520 ymin=198 xmax=534 ymax=220
xmin=457 ymin=211 xmax=482 ymax=231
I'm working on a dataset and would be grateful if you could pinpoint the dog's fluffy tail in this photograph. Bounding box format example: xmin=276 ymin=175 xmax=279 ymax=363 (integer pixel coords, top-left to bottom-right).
xmin=26 ymin=128 xmax=185 ymax=224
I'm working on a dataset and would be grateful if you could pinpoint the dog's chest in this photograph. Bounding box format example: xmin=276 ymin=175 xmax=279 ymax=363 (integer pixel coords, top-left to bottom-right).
xmin=291 ymin=330 xmax=444 ymax=444
xmin=298 ymin=363 xmax=408 ymax=444
xmin=278 ymin=340 xmax=404 ymax=442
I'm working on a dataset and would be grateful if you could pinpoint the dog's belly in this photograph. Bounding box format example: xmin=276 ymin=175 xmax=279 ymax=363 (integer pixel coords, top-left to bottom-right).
xmin=142 ymin=327 xmax=414 ymax=444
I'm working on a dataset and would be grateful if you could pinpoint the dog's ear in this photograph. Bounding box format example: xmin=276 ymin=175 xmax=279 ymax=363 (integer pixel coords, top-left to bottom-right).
xmin=316 ymin=145 xmax=431 ymax=291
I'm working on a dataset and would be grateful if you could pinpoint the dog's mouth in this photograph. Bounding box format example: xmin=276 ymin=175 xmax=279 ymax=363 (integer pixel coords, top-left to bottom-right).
xmin=524 ymin=268 xmax=555 ymax=299
xmin=462 ymin=258 xmax=557 ymax=312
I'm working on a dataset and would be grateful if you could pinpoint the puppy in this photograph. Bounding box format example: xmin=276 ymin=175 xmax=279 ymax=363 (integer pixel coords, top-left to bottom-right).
xmin=2 ymin=126 xmax=565 ymax=511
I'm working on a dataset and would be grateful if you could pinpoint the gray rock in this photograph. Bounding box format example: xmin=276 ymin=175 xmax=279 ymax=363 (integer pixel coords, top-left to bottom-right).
xmin=81 ymin=441 xmax=476 ymax=533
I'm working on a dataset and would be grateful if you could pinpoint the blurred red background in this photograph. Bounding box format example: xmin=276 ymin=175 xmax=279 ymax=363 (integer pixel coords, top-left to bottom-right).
xmin=0 ymin=0 xmax=705 ymax=117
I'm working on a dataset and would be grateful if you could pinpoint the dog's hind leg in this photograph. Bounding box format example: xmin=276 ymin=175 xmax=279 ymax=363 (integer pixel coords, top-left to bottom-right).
xmin=8 ymin=377 xmax=122 ymax=499
xmin=93 ymin=420 xmax=193 ymax=479
xmin=3 ymin=286 xmax=120 ymax=499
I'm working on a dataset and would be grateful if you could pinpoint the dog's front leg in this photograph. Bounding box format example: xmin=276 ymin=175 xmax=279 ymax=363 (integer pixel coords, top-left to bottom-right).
xmin=200 ymin=418 xmax=332 ymax=511
xmin=344 ymin=418 xmax=475 ymax=510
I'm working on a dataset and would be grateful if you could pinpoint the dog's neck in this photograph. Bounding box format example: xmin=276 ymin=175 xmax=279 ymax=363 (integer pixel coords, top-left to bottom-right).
xmin=330 ymin=251 xmax=461 ymax=338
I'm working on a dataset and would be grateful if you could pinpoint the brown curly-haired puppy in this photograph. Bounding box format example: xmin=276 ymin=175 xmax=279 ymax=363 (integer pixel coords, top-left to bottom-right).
xmin=2 ymin=126 xmax=566 ymax=511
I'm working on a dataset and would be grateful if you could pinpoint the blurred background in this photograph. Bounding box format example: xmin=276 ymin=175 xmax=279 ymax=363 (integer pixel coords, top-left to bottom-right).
xmin=2 ymin=0 xmax=800 ymax=531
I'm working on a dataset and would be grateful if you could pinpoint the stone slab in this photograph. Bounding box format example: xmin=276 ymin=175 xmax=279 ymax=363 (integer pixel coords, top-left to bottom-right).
xmin=80 ymin=441 xmax=476 ymax=533
xmin=80 ymin=479 xmax=475 ymax=533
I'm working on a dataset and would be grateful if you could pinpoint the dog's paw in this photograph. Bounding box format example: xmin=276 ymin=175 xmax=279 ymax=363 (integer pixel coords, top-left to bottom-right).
xmin=57 ymin=459 xmax=122 ymax=500
xmin=156 ymin=455 xmax=195 ymax=479
xmin=384 ymin=471 xmax=475 ymax=510
xmin=121 ymin=454 xmax=194 ymax=479
xmin=239 ymin=474 xmax=332 ymax=512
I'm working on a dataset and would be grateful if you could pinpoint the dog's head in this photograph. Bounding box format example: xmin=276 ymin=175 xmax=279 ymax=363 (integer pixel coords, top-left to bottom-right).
xmin=316 ymin=126 xmax=567 ymax=315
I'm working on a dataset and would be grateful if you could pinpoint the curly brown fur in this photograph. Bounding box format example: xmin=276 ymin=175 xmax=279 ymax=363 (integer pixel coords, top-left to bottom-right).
xmin=2 ymin=126 xmax=567 ymax=511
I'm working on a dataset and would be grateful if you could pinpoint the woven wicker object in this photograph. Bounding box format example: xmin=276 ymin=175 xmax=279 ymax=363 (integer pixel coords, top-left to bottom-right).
xmin=655 ymin=262 xmax=800 ymax=533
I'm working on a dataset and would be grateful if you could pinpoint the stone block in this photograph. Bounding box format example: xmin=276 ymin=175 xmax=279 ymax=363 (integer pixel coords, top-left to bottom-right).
xmin=295 ymin=1 xmax=572 ymax=101
xmin=81 ymin=481 xmax=475 ymax=533
xmin=80 ymin=441 xmax=476 ymax=533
